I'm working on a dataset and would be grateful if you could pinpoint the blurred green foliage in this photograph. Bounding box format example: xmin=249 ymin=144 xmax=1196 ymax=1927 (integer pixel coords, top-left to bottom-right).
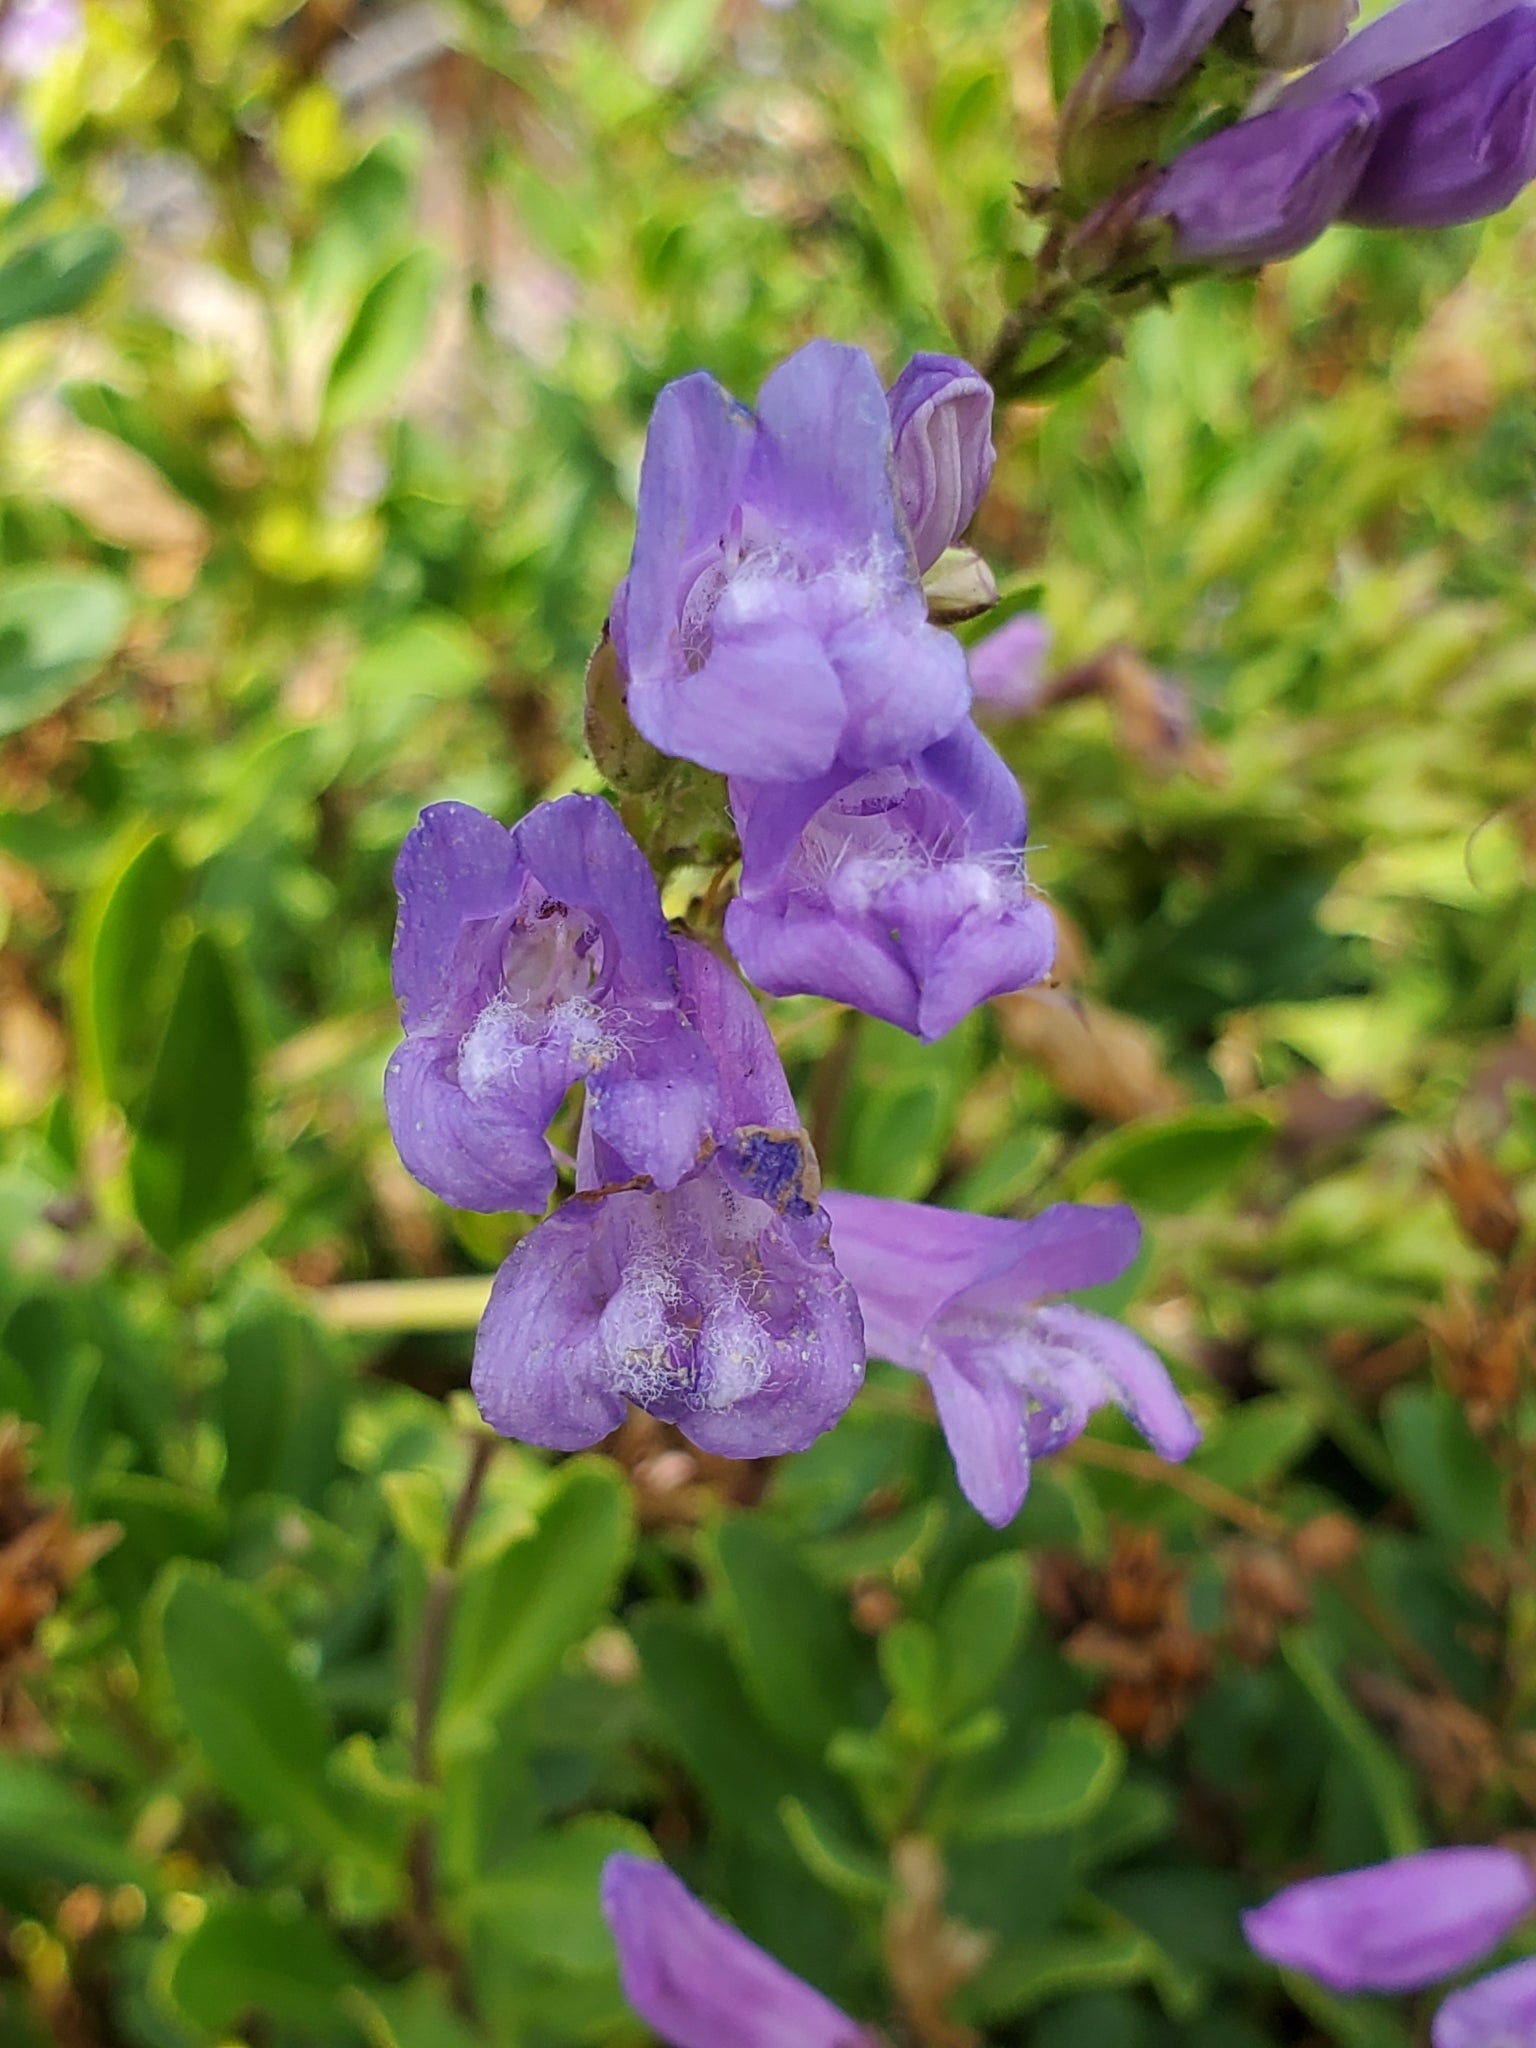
xmin=0 ymin=0 xmax=1535 ymax=2043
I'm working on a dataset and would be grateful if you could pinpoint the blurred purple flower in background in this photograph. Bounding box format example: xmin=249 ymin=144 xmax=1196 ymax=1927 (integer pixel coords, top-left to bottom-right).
xmin=601 ymin=1855 xmax=874 ymax=2048
xmin=967 ymin=613 xmax=1053 ymax=718
xmin=1243 ymin=1844 xmax=1536 ymax=1994
xmin=885 ymin=351 xmax=996 ymax=572
xmin=384 ymin=796 xmax=717 ymax=1215
xmin=472 ymin=940 xmax=863 ymax=1458
xmin=611 ymin=340 xmax=972 ymax=783
xmin=823 ymin=1193 xmax=1199 ymax=1525
xmin=0 ymin=0 xmax=79 ymax=78
xmin=726 ymin=719 xmax=1054 ymax=1041
xmin=0 ymin=112 xmax=37 ymax=199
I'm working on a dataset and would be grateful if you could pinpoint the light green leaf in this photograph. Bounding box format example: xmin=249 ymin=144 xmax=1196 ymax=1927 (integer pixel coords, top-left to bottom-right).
xmin=1281 ymin=1629 xmax=1424 ymax=1858
xmin=324 ymin=250 xmax=440 ymax=428
xmin=166 ymin=1896 xmax=363 ymax=2031
xmin=936 ymin=1553 xmax=1031 ymax=1724
xmin=0 ymin=567 xmax=130 ymax=737
xmin=129 ymin=934 xmax=257 ymax=1253
xmin=0 ymin=224 xmax=122 ymax=334
xmin=1064 ymin=1107 xmax=1272 ymax=1212
xmin=951 ymin=1714 xmax=1125 ymax=1842
xmin=438 ymin=1456 xmax=633 ymax=1755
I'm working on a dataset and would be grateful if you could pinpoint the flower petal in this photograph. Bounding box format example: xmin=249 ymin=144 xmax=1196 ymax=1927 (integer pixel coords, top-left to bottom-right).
xmin=1433 ymin=1955 xmax=1536 ymax=2048
xmin=886 ymin=353 xmax=996 ymax=571
xmin=383 ymin=1036 xmax=556 ymax=1214
xmin=927 ymin=1349 xmax=1031 ymax=1527
xmin=601 ymin=1854 xmax=871 ymax=2048
xmin=391 ymin=802 xmax=521 ymax=1033
xmin=1025 ymin=1304 xmax=1201 ymax=1463
xmin=1242 ymin=1848 xmax=1536 ymax=1995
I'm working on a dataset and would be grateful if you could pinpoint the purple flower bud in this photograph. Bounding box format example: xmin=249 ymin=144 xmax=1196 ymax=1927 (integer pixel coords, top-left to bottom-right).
xmin=1114 ymin=0 xmax=1245 ymax=102
xmin=0 ymin=0 xmax=79 ymax=78
xmin=885 ymin=353 xmax=996 ymax=573
xmin=725 ymin=720 xmax=1055 ymax=1043
xmin=471 ymin=942 xmax=864 ymax=1458
xmin=385 ymin=796 xmax=717 ymax=1215
xmin=1151 ymin=88 xmax=1380 ymax=266
xmin=1242 ymin=1848 xmax=1536 ymax=1995
xmin=1434 ymin=1956 xmax=1536 ymax=2048
xmin=967 ymin=613 xmax=1053 ymax=718
xmin=601 ymin=1855 xmax=874 ymax=2048
xmin=822 ymin=1193 xmax=1199 ymax=1526
xmin=615 ymin=340 xmax=971 ymax=785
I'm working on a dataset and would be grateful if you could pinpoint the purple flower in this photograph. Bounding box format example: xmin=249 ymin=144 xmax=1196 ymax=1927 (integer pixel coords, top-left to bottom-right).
xmin=885 ymin=353 xmax=996 ymax=573
xmin=1434 ymin=1956 xmax=1536 ymax=2048
xmin=725 ymin=720 xmax=1054 ymax=1042
xmin=1150 ymin=88 xmax=1380 ymax=266
xmin=967 ymin=613 xmax=1052 ymax=719
xmin=0 ymin=111 xmax=38 ymax=200
xmin=1114 ymin=0 xmax=1245 ymax=102
xmin=0 ymin=0 xmax=79 ymax=78
xmin=1279 ymin=2 xmax=1536 ymax=229
xmin=385 ymin=795 xmax=716 ymax=1216
xmin=471 ymin=940 xmax=864 ymax=1458
xmin=601 ymin=1855 xmax=875 ymax=2048
xmin=1242 ymin=1848 xmax=1536 ymax=1995
xmin=613 ymin=340 xmax=971 ymax=784
xmin=821 ymin=1192 xmax=1199 ymax=1526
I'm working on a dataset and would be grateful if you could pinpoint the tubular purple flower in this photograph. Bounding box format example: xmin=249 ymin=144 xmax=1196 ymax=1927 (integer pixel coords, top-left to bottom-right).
xmin=1242 ymin=1848 xmax=1536 ymax=1995
xmin=1434 ymin=1956 xmax=1536 ymax=2048
xmin=384 ymin=795 xmax=716 ymax=1215
xmin=967 ymin=614 xmax=1053 ymax=719
xmin=471 ymin=941 xmax=864 ymax=1458
xmin=1114 ymin=0 xmax=1245 ymax=102
xmin=601 ymin=1855 xmax=874 ymax=2048
xmin=726 ymin=720 xmax=1054 ymax=1042
xmin=0 ymin=0 xmax=79 ymax=77
xmin=1151 ymin=88 xmax=1380 ymax=266
xmin=885 ymin=353 xmax=996 ymax=573
xmin=822 ymin=1193 xmax=1199 ymax=1526
xmin=613 ymin=340 xmax=971 ymax=784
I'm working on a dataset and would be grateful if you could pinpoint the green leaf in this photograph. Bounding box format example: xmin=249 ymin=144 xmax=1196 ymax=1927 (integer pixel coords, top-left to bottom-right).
xmin=949 ymin=1714 xmax=1125 ymax=1842
xmin=708 ymin=1514 xmax=872 ymax=1754
xmin=153 ymin=1563 xmax=372 ymax=1861
xmin=1283 ymin=1973 xmax=1412 ymax=2048
xmin=219 ymin=1294 xmax=343 ymax=1509
xmin=165 ymin=1896 xmax=363 ymax=2031
xmin=324 ymin=250 xmax=440 ymax=428
xmin=0 ymin=1756 xmax=150 ymax=1892
xmin=961 ymin=1927 xmax=1159 ymax=2023
xmin=0 ymin=225 xmax=122 ymax=334
xmin=1189 ymin=1394 xmax=1319 ymax=1495
xmin=1382 ymin=1385 xmax=1508 ymax=1550
xmin=129 ymin=934 xmax=257 ymax=1253
xmin=470 ymin=1817 xmax=657 ymax=1974
xmin=0 ymin=567 xmax=130 ymax=737
xmin=1280 ymin=1629 xmax=1424 ymax=1859
xmin=67 ymin=831 xmax=183 ymax=1111
xmin=1064 ymin=1107 xmax=1272 ymax=1212
xmin=438 ymin=1456 xmax=633 ymax=1756
xmin=778 ymin=1795 xmax=892 ymax=1903
xmin=936 ymin=1553 xmax=1031 ymax=1724
xmin=1048 ymin=0 xmax=1104 ymax=106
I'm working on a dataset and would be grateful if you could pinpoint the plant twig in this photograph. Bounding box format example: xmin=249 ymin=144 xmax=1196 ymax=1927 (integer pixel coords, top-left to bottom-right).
xmin=314 ymin=1277 xmax=493 ymax=1334
xmin=407 ymin=1431 xmax=497 ymax=2015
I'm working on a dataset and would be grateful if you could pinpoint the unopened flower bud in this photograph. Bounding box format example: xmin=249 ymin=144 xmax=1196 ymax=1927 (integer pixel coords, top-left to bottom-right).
xmin=886 ymin=354 xmax=996 ymax=572
xmin=1248 ymin=0 xmax=1358 ymax=70
xmin=922 ymin=546 xmax=999 ymax=624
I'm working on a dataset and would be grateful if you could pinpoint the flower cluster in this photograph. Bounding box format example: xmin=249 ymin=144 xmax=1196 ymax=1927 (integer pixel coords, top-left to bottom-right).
xmin=384 ymin=341 xmax=1197 ymax=1507
xmin=1244 ymin=1845 xmax=1536 ymax=2044
xmin=1132 ymin=0 xmax=1536 ymax=263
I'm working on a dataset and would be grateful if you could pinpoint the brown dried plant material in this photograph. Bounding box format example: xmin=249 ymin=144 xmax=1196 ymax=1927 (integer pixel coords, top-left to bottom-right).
xmin=1353 ymin=1669 xmax=1503 ymax=1816
xmin=1425 ymin=1285 xmax=1529 ymax=1432
xmin=994 ymin=987 xmax=1186 ymax=1124
xmin=884 ymin=1837 xmax=992 ymax=2048
xmin=1043 ymin=1529 xmax=1214 ymax=1747
xmin=0 ymin=1422 xmax=118 ymax=1751
xmin=1433 ymin=1141 xmax=1524 ymax=1263
xmin=1225 ymin=1543 xmax=1313 ymax=1668
xmin=603 ymin=1410 xmax=768 ymax=1529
